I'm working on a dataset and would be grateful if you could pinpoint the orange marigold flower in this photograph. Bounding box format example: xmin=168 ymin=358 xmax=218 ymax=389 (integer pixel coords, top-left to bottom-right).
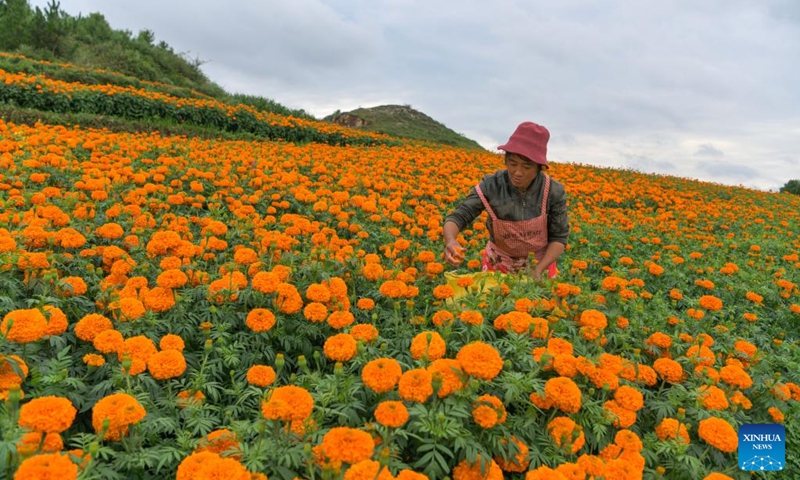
xmin=362 ymin=263 xmax=385 ymax=281
xmin=703 ymin=474 xmax=735 ymax=480
xmin=16 ymin=431 xmax=63 ymax=455
xmin=719 ymin=364 xmax=753 ymax=390
xmin=156 ymin=269 xmax=188 ymax=289
xmin=547 ymin=416 xmax=585 ymax=454
xmin=96 ymin=222 xmax=124 ymax=239
xmin=552 ymin=354 xmax=578 ymax=378
xmin=686 ymin=344 xmax=716 ymax=366
xmin=317 ymin=427 xmax=375 ymax=464
xmin=745 ymin=291 xmax=763 ymax=304
xmin=456 ymin=341 xmax=503 ymax=381
xmin=653 ymin=357 xmax=684 ymax=383
xmin=323 ymin=333 xmax=357 ymax=361
xmin=116 ymin=297 xmax=145 ymax=321
xmin=343 ymin=460 xmax=394 ymax=480
xmin=374 ymin=400 xmax=409 ymax=428
xmin=303 ymin=302 xmax=328 ymax=322
xmin=251 ymin=271 xmax=281 ymax=294
xmin=648 ymin=263 xmax=664 ymax=275
xmin=458 ymin=310 xmax=484 ymax=326
xmin=733 ymin=340 xmax=757 ymax=359
xmin=493 ymin=311 xmax=532 ymax=334
xmin=698 ymin=385 xmax=729 ymax=410
xmin=74 ymin=313 xmax=113 ymax=342
xmin=529 ymin=391 xmax=553 ymax=410
xmin=362 ymin=358 xmax=403 ymax=393
xmin=261 ymin=386 xmax=314 ymax=422
xmin=246 ymin=308 xmax=276 ymax=332
xmin=544 ymin=377 xmax=582 ymax=413
xmin=645 ymin=332 xmax=672 ymax=350
xmin=457 ymin=276 xmax=474 ymax=288
xmin=147 ymin=349 xmax=187 ymax=380
xmin=18 ymin=395 xmax=77 ymax=433
xmin=472 ymin=403 xmax=500 ymax=429
xmin=427 ymin=358 xmax=464 ymax=397
xmin=1 ymin=308 xmax=47 ymax=344
xmin=452 ymin=456 xmax=503 ymax=480
xmin=425 ymin=262 xmax=444 ymax=275
xmin=356 ymin=298 xmax=375 ymax=310
xmin=176 ymin=390 xmax=206 ymax=408
xmin=472 ymin=394 xmax=507 ymax=429
xmin=274 ymin=282 xmax=303 ymax=314
xmin=398 ymin=368 xmax=433 ymax=403
xmin=327 ymin=311 xmax=355 ymax=329
xmin=82 ymin=353 xmax=105 ymax=367
xmin=655 ymin=417 xmax=690 ymax=444
xmin=695 ymin=279 xmax=715 ymax=290
xmin=306 ymin=283 xmax=332 ymax=303
xmin=730 ymin=390 xmax=753 ymax=410
xmin=603 ymin=400 xmax=637 ymax=428
xmin=350 ymin=324 xmax=379 ymax=343
xmin=118 ymin=335 xmax=158 ymax=376
xmin=418 ymin=250 xmax=436 ymax=263
xmin=615 ymin=429 xmax=643 ymax=452
xmin=60 ymin=276 xmax=88 ymax=296
xmin=698 ymin=417 xmax=737 ymax=453
xmin=176 ymin=451 xmax=249 ymax=480
xmin=433 ymin=285 xmax=455 ymax=299
xmin=247 ymin=365 xmax=276 ymax=387
xmin=699 ymin=295 xmax=723 ymax=311
xmin=494 ymin=436 xmax=530 ymax=473
xmin=143 ymin=286 xmax=176 ymax=312
xmin=159 ymin=334 xmax=185 ymax=351
xmin=93 ymin=329 xmax=124 ymax=354
xmin=379 ymin=280 xmax=408 ymax=298
xmin=578 ymin=309 xmax=608 ymax=329
xmin=92 ymin=393 xmax=146 ymax=441
xmin=410 ymin=331 xmax=446 ymax=360
xmin=196 ymin=429 xmax=241 ymax=457
xmin=768 ymin=406 xmax=784 ymax=423
xmin=233 ymin=247 xmax=259 ymax=265
xmin=42 ymin=306 xmax=68 ymax=337
xmin=13 ymin=452 xmax=78 ymax=480
xmin=525 ymin=466 xmax=569 ymax=480
xmin=614 ymin=385 xmax=644 ymax=411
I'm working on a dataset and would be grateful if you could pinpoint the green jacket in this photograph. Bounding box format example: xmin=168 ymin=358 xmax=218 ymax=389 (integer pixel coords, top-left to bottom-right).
xmin=444 ymin=170 xmax=570 ymax=246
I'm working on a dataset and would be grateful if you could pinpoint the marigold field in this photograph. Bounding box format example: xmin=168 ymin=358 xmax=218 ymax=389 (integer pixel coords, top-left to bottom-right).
xmin=1 ymin=94 xmax=800 ymax=480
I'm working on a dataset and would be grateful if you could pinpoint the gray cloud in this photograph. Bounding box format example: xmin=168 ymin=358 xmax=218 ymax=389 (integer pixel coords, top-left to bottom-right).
xmin=697 ymin=161 xmax=763 ymax=184
xmin=695 ymin=143 xmax=725 ymax=157
xmin=31 ymin=0 xmax=800 ymax=190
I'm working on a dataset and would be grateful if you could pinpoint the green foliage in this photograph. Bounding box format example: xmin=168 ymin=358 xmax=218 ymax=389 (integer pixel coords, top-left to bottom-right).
xmin=0 ymin=0 xmax=307 ymax=116
xmin=780 ymin=179 xmax=800 ymax=195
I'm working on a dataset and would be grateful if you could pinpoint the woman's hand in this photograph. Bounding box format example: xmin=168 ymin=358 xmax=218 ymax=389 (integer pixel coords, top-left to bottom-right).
xmin=444 ymin=240 xmax=466 ymax=267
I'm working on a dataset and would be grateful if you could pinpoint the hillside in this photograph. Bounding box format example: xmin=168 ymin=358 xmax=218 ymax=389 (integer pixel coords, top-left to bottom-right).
xmin=0 ymin=1 xmax=482 ymax=150
xmin=324 ymin=105 xmax=485 ymax=150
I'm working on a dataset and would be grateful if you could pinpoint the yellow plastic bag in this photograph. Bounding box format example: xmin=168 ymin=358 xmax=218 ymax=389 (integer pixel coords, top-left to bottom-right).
xmin=443 ymin=270 xmax=508 ymax=302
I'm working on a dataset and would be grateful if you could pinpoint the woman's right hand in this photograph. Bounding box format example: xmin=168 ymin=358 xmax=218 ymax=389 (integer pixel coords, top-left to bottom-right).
xmin=444 ymin=240 xmax=466 ymax=267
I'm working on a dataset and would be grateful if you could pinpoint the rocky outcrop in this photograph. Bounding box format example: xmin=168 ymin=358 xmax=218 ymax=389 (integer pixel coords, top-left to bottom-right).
xmin=331 ymin=113 xmax=366 ymax=129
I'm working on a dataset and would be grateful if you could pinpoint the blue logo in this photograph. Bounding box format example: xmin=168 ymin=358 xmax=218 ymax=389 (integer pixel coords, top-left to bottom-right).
xmin=738 ymin=423 xmax=785 ymax=471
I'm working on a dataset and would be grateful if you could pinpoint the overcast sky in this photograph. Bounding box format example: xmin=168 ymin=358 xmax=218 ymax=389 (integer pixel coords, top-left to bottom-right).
xmin=33 ymin=0 xmax=800 ymax=191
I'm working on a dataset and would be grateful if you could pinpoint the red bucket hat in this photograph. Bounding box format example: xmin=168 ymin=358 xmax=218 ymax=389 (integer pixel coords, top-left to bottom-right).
xmin=498 ymin=121 xmax=550 ymax=168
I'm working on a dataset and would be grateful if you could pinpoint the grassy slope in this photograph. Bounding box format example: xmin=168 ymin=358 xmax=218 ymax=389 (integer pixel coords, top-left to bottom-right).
xmin=324 ymin=105 xmax=485 ymax=150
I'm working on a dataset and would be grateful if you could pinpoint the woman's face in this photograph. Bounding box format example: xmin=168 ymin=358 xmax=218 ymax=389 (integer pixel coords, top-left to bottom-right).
xmin=505 ymin=153 xmax=540 ymax=189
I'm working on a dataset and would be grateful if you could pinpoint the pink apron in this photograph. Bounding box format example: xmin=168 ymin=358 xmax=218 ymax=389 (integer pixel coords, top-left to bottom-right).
xmin=475 ymin=175 xmax=557 ymax=278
